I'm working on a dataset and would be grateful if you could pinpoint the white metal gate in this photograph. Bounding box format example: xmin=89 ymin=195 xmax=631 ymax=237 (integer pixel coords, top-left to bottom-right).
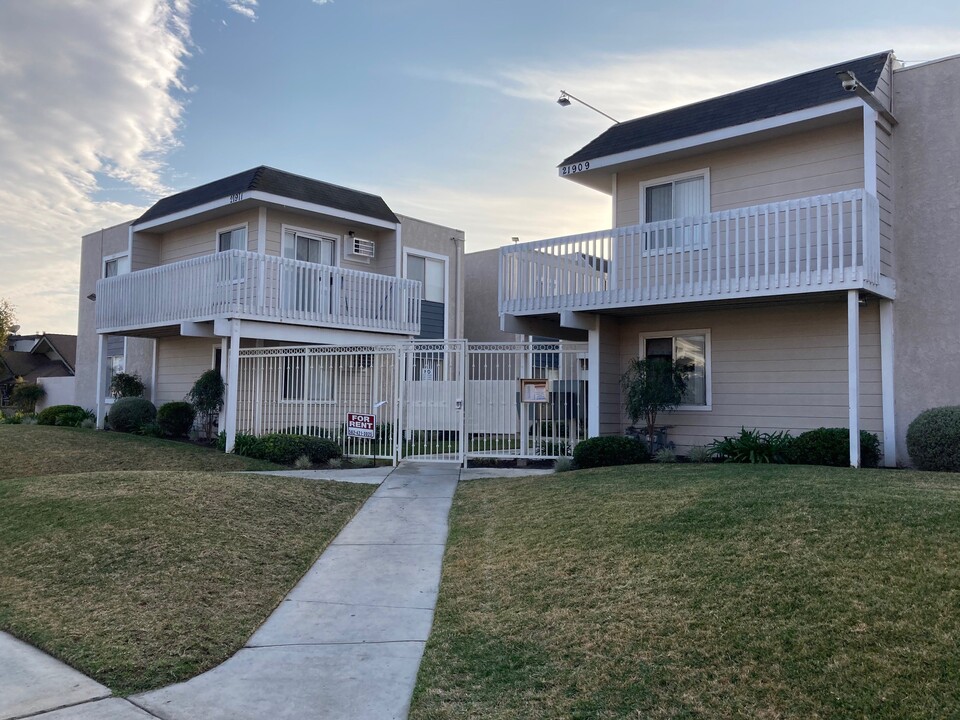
xmin=236 ymin=340 xmax=587 ymax=465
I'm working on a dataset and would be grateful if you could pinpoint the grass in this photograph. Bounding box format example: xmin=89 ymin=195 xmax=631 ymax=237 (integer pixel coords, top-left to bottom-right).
xmin=0 ymin=424 xmax=281 ymax=479
xmin=0 ymin=426 xmax=375 ymax=695
xmin=410 ymin=464 xmax=960 ymax=719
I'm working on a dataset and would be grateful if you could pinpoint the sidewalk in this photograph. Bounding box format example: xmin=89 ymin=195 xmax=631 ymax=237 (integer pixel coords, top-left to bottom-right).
xmin=130 ymin=462 xmax=460 ymax=720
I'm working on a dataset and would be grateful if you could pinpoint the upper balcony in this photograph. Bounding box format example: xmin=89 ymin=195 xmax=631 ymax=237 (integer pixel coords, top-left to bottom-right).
xmin=96 ymin=250 xmax=422 ymax=336
xmin=500 ymin=190 xmax=893 ymax=318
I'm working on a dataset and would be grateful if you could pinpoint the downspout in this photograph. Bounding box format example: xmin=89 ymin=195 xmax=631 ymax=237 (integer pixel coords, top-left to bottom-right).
xmin=451 ymin=234 xmax=465 ymax=339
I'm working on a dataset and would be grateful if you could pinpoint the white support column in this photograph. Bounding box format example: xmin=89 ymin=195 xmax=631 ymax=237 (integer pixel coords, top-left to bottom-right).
xmin=848 ymin=290 xmax=861 ymax=468
xmin=879 ymin=299 xmax=897 ymax=467
xmin=587 ymin=324 xmax=600 ymax=438
xmin=95 ymin=334 xmax=107 ymax=429
xmin=217 ymin=337 xmax=228 ymax=434
xmin=224 ymin=321 xmax=241 ymax=453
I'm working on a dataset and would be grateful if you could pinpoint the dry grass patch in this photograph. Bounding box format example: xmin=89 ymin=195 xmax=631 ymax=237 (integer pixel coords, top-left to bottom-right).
xmin=0 ymin=470 xmax=373 ymax=694
xmin=411 ymin=464 xmax=960 ymax=719
xmin=0 ymin=424 xmax=280 ymax=480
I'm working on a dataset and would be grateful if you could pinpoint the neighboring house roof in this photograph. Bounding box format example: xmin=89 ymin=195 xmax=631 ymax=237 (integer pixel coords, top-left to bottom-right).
xmin=561 ymin=51 xmax=892 ymax=166
xmin=0 ymin=351 xmax=72 ymax=384
xmin=135 ymin=166 xmax=400 ymax=225
xmin=34 ymin=333 xmax=77 ymax=373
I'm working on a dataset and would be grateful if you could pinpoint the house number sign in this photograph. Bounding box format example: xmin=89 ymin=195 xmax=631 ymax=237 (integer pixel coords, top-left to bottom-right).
xmin=229 ymin=192 xmax=244 ymax=203
xmin=560 ymin=161 xmax=590 ymax=176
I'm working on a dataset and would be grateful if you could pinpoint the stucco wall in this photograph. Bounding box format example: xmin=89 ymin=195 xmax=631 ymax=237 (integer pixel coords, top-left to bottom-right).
xmin=891 ymin=55 xmax=960 ymax=465
xmin=76 ymin=222 xmax=155 ymax=410
xmin=36 ymin=376 xmax=76 ymax=411
xmin=463 ymin=247 xmax=518 ymax=342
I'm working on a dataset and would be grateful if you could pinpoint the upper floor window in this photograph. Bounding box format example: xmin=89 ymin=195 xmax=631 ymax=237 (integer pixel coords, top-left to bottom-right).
xmin=218 ymin=226 xmax=247 ymax=253
xmin=283 ymin=229 xmax=335 ymax=266
xmin=641 ymin=170 xmax=709 ymax=252
xmin=103 ymin=254 xmax=129 ymax=278
xmin=406 ymin=254 xmax=445 ymax=303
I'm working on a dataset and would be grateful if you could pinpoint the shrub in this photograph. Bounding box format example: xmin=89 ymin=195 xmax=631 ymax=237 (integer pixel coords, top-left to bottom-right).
xmin=553 ymin=457 xmax=574 ymax=473
xmin=654 ymin=448 xmax=678 ymax=463
xmin=621 ymin=357 xmax=689 ymax=453
xmin=327 ymin=457 xmax=344 ymax=469
xmin=572 ymin=436 xmax=649 ymax=469
xmin=80 ymin=418 xmax=95 ymax=429
xmin=37 ymin=405 xmax=91 ymax=427
xmin=157 ymin=401 xmax=196 ymax=438
xmin=788 ymin=427 xmax=880 ymax=468
xmin=21 ymin=415 xmax=37 ymax=425
xmin=11 ymin=381 xmax=45 ymax=413
xmin=293 ymin=454 xmax=313 ymax=470
xmin=230 ymin=433 xmax=342 ymax=466
xmin=107 ymin=397 xmax=157 ymax=434
xmin=110 ymin=372 xmax=145 ymax=399
xmin=906 ymin=407 xmax=960 ymax=472
xmin=710 ymin=427 xmax=793 ymax=464
xmin=136 ymin=422 xmax=164 ymax=438
xmin=686 ymin=445 xmax=714 ymax=464
xmin=2 ymin=411 xmax=25 ymax=425
xmin=187 ymin=370 xmax=224 ymax=441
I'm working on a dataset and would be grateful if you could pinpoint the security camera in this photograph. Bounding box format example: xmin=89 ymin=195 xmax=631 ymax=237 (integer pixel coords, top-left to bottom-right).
xmin=837 ymin=70 xmax=858 ymax=92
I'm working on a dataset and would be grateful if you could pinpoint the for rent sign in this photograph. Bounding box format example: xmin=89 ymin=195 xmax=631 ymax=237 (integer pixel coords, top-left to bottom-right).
xmin=346 ymin=413 xmax=376 ymax=439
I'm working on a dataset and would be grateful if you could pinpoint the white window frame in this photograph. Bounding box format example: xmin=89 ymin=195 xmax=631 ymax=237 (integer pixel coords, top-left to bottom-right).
xmin=104 ymin=337 xmax=128 ymax=405
xmin=403 ymin=248 xmax=449 ymax=339
xmin=638 ymin=328 xmax=712 ymax=411
xmin=281 ymin=224 xmax=339 ymax=267
xmin=639 ymin=168 xmax=711 ymax=254
xmin=215 ymin=223 xmax=249 ymax=253
xmin=102 ymin=252 xmax=130 ymax=278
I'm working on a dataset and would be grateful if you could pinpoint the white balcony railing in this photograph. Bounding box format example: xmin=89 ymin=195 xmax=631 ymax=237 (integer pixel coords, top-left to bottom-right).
xmin=500 ymin=189 xmax=881 ymax=315
xmin=96 ymin=250 xmax=422 ymax=335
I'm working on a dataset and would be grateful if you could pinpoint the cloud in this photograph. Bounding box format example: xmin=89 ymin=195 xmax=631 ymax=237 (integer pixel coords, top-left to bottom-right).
xmin=0 ymin=0 xmax=191 ymax=334
xmin=225 ymin=0 xmax=257 ymax=20
xmin=312 ymin=0 xmax=334 ymax=5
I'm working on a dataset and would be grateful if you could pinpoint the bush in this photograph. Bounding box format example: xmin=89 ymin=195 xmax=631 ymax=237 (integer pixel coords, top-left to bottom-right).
xmin=107 ymin=397 xmax=157 ymax=434
xmin=654 ymin=448 xmax=678 ymax=463
xmin=187 ymin=370 xmax=224 ymax=440
xmin=710 ymin=427 xmax=793 ymax=464
xmin=11 ymin=381 xmax=45 ymax=412
xmin=37 ymin=405 xmax=92 ymax=427
xmin=906 ymin=407 xmax=960 ymax=471
xmin=293 ymin=454 xmax=312 ymax=470
xmin=788 ymin=427 xmax=880 ymax=468
xmin=157 ymin=401 xmax=196 ymax=438
xmin=686 ymin=445 xmax=714 ymax=464
xmin=553 ymin=457 xmax=574 ymax=473
xmin=572 ymin=436 xmax=649 ymax=469
xmin=229 ymin=432 xmax=342 ymax=466
xmin=110 ymin=372 xmax=145 ymax=398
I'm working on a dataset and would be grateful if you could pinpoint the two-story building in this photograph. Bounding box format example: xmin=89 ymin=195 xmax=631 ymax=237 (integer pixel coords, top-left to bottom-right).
xmin=76 ymin=166 xmax=464 ymax=451
xmin=499 ymin=50 xmax=960 ymax=467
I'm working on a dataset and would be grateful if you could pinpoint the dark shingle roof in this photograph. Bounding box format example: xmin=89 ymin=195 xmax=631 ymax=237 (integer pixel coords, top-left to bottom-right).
xmin=561 ymin=51 xmax=892 ymax=166
xmin=0 ymin=352 xmax=72 ymax=383
xmin=135 ymin=166 xmax=399 ymax=225
xmin=36 ymin=334 xmax=76 ymax=372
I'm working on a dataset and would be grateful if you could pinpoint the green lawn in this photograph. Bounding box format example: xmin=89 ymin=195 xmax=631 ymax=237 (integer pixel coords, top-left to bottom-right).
xmin=411 ymin=464 xmax=960 ymax=719
xmin=0 ymin=426 xmax=375 ymax=695
xmin=0 ymin=424 xmax=282 ymax=479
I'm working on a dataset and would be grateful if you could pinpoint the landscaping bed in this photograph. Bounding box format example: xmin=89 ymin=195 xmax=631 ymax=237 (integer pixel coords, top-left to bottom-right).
xmin=411 ymin=463 xmax=960 ymax=719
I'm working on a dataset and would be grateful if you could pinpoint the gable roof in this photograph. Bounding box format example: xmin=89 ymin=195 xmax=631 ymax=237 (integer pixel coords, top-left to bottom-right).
xmin=135 ymin=166 xmax=399 ymax=226
xmin=0 ymin=351 xmax=72 ymax=384
xmin=561 ymin=51 xmax=892 ymax=167
xmin=34 ymin=334 xmax=76 ymax=373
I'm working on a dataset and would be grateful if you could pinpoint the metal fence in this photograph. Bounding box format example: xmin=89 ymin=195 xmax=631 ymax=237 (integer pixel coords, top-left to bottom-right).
xmin=236 ymin=340 xmax=588 ymax=464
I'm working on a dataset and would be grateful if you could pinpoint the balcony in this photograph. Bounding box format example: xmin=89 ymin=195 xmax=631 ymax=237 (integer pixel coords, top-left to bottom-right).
xmin=96 ymin=250 xmax=422 ymax=336
xmin=500 ymin=190 xmax=889 ymax=317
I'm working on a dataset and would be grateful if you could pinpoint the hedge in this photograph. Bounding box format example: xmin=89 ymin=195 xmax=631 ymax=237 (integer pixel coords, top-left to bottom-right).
xmin=906 ymin=406 xmax=960 ymax=471
xmin=572 ymin=436 xmax=649 ymax=469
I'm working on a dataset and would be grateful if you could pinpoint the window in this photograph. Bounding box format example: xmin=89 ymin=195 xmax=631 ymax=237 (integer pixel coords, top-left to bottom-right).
xmin=640 ymin=330 xmax=710 ymax=408
xmin=282 ymin=229 xmax=335 ymax=265
xmin=218 ymin=226 xmax=247 ymax=252
xmin=641 ymin=171 xmax=709 ymax=251
xmin=103 ymin=254 xmax=129 ymax=278
xmin=406 ymin=254 xmax=445 ymax=303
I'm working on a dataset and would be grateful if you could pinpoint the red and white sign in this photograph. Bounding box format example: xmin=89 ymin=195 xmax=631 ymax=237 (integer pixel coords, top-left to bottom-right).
xmin=346 ymin=413 xmax=376 ymax=439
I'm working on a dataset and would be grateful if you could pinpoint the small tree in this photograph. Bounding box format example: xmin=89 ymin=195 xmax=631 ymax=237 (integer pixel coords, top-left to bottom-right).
xmin=110 ymin=372 xmax=145 ymax=398
xmin=11 ymin=379 xmax=46 ymax=413
xmin=620 ymin=357 xmax=689 ymax=453
xmin=0 ymin=298 xmax=15 ymax=349
xmin=186 ymin=369 xmax=224 ymax=441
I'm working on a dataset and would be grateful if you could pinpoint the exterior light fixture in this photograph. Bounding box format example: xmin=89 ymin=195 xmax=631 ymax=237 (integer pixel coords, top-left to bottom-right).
xmin=836 ymin=70 xmax=898 ymax=126
xmin=556 ymin=90 xmax=619 ymax=124
xmin=86 ymin=293 xmax=96 ymax=301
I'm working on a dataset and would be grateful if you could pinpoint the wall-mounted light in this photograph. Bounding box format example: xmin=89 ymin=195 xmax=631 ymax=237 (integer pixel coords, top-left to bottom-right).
xmin=86 ymin=293 xmax=96 ymax=301
xmin=556 ymin=90 xmax=619 ymax=124
xmin=835 ymin=70 xmax=898 ymax=126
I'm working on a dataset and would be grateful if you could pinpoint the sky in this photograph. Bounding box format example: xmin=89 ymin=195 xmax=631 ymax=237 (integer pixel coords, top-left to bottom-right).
xmin=1 ymin=0 xmax=959 ymax=334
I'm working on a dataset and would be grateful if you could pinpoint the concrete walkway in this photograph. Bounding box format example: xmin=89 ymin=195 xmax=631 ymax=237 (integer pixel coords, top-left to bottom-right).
xmin=2 ymin=461 xmax=552 ymax=720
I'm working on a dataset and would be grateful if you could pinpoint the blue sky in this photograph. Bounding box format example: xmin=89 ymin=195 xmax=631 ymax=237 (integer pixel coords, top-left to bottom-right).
xmin=1 ymin=0 xmax=959 ymax=333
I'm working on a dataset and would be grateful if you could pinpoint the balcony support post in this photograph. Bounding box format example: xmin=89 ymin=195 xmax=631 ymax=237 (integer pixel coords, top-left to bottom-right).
xmin=879 ymin=299 xmax=897 ymax=467
xmin=224 ymin=320 xmax=241 ymax=453
xmin=847 ymin=290 xmax=861 ymax=468
xmin=95 ymin=333 xmax=107 ymax=429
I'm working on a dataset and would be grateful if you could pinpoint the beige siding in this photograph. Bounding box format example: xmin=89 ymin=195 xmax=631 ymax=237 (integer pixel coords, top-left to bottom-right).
xmin=615 ymin=121 xmax=864 ymax=227
xmin=612 ymin=299 xmax=882 ymax=450
xmin=159 ymin=209 xmax=260 ymax=264
xmin=155 ymin=336 xmax=218 ymax=404
xmin=876 ymin=123 xmax=894 ymax=274
xmin=131 ymin=231 xmax=161 ymax=271
xmin=264 ymin=208 xmax=395 ymax=274
xmin=598 ymin=315 xmax=621 ymax=435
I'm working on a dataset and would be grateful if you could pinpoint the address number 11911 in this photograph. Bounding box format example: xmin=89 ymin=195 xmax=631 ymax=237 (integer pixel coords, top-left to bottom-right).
xmin=560 ymin=161 xmax=590 ymax=175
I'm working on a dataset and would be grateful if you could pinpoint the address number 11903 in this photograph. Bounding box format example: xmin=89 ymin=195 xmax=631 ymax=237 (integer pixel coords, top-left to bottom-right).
xmin=560 ymin=161 xmax=590 ymax=175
